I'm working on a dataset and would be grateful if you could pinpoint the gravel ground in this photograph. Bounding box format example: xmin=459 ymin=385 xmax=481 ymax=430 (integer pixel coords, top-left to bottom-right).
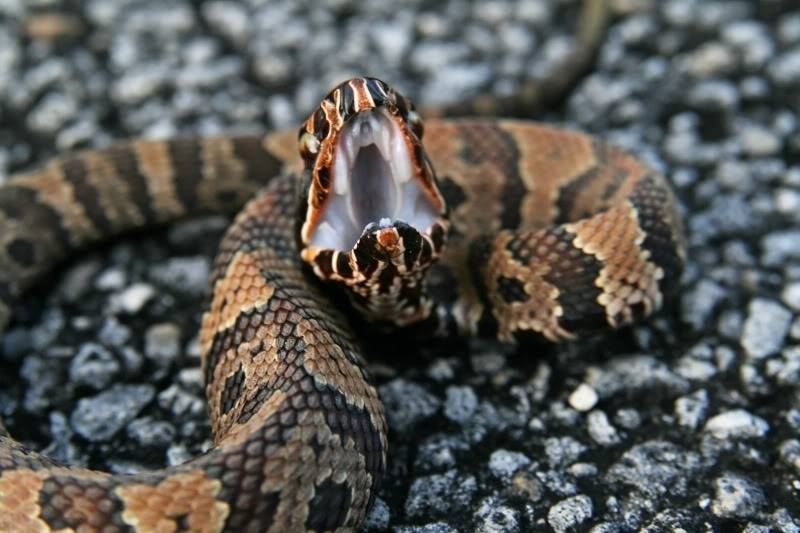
xmin=2 ymin=0 xmax=800 ymax=531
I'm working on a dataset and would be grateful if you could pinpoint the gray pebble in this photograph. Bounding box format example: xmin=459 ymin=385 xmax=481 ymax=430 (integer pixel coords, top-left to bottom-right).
xmin=488 ymin=449 xmax=531 ymax=479
xmin=127 ymin=416 xmax=176 ymax=448
xmin=31 ymin=308 xmax=65 ymax=351
xmin=739 ymin=123 xmax=782 ymax=157
xmin=606 ymin=441 xmax=701 ymax=498
xmin=149 ymin=257 xmax=210 ymax=295
xmin=781 ymin=282 xmax=800 ymax=311
xmin=393 ymin=523 xmax=458 ymax=533
xmin=43 ymin=411 xmax=85 ymax=466
xmin=779 ymin=13 xmax=800 ymax=44
xmin=109 ymin=282 xmax=156 ymax=314
xmin=586 ymin=355 xmax=690 ymax=399
xmin=71 ymin=384 xmax=155 ymax=441
xmin=111 ymin=64 xmax=170 ymax=104
xmin=587 ymin=411 xmax=621 ymax=446
xmin=614 ymin=409 xmax=642 ymax=430
xmin=69 ymin=343 xmax=121 ymax=390
xmin=1 ymin=327 xmax=32 ymax=361
xmin=770 ymin=508 xmax=800 ymax=533
xmin=687 ymin=79 xmax=739 ymax=110
xmin=404 ymin=469 xmax=476 ymax=519
xmin=473 ymin=496 xmax=520 ymax=533
xmin=547 ymin=495 xmax=593 ymax=533
xmin=681 ymin=279 xmax=727 ymax=330
xmin=202 ymin=1 xmax=251 ymax=46
xmin=545 ymin=436 xmax=587 ymax=467
xmin=158 ymin=384 xmax=206 ymax=418
xmin=741 ymin=299 xmax=792 ymax=359
xmin=60 ymin=260 xmax=103 ymax=303
xmin=768 ymin=47 xmax=800 ymax=87
xmin=97 ymin=317 xmax=132 ymax=348
xmin=710 ymin=473 xmax=765 ymax=518
xmin=379 ymin=379 xmax=440 ymax=432
xmin=779 ymin=439 xmax=800 ymax=472
xmin=362 ymin=497 xmax=390 ymax=531
xmin=675 ymin=389 xmax=709 ymax=429
xmin=144 ymin=323 xmax=181 ymax=366
xmin=414 ymin=433 xmax=468 ymax=472
xmin=704 ymin=409 xmax=769 ymax=439
xmin=95 ymin=268 xmax=127 ymax=291
xmin=443 ymin=385 xmax=478 ymax=423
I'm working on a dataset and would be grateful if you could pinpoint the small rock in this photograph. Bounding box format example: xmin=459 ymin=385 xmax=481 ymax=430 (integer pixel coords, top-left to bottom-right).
xmin=362 ymin=497 xmax=390 ymax=530
xmin=71 ymin=384 xmax=155 ymax=441
xmin=768 ymin=47 xmax=800 ymax=87
xmin=95 ymin=267 xmax=127 ymax=291
xmin=69 ymin=343 xmax=121 ymax=390
xmin=414 ymin=434 xmax=466 ymax=472
xmin=586 ymin=356 xmax=689 ymax=399
xmin=587 ymin=411 xmax=621 ymax=446
xmin=781 ymin=283 xmax=800 ymax=311
xmin=443 ymin=385 xmax=478 ymax=423
xmin=379 ymin=379 xmax=440 ymax=432
xmin=681 ymin=279 xmax=727 ymax=329
xmin=158 ymin=384 xmax=206 ymax=418
xmin=606 ymin=441 xmax=701 ymax=498
xmin=675 ymin=389 xmax=709 ymax=429
xmin=144 ymin=323 xmax=182 ymax=366
xmin=110 ymin=283 xmax=156 ymax=314
xmin=1 ymin=328 xmax=32 ymax=361
xmin=547 ymin=495 xmax=593 ymax=533
xmin=488 ymin=449 xmax=531 ymax=479
xmin=149 ymin=257 xmax=210 ymax=295
xmin=394 ymin=524 xmax=458 ymax=533
xmin=43 ymin=411 xmax=85 ymax=466
xmin=568 ymin=383 xmax=598 ymax=412
xmin=473 ymin=496 xmax=519 ymax=533
xmin=704 ymin=409 xmax=769 ymax=439
xmin=779 ymin=439 xmax=800 ymax=472
xmin=615 ymin=409 xmax=642 ymax=430
xmin=762 ymin=229 xmax=800 ymax=266
xmin=127 ymin=416 xmax=176 ymax=448
xmin=687 ymin=79 xmax=739 ymax=110
xmin=544 ymin=436 xmax=587 ymax=467
xmin=97 ymin=317 xmax=132 ymax=348
xmin=739 ymin=124 xmax=782 ymax=157
xmin=741 ymin=299 xmax=792 ymax=359
xmin=404 ymin=469 xmax=476 ymax=519
xmin=202 ymin=1 xmax=250 ymax=45
xmin=710 ymin=474 xmax=765 ymax=518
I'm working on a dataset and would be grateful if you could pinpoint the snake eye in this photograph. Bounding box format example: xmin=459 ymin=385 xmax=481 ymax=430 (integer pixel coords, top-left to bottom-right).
xmin=407 ymin=110 xmax=424 ymax=139
xmin=299 ymin=131 xmax=320 ymax=160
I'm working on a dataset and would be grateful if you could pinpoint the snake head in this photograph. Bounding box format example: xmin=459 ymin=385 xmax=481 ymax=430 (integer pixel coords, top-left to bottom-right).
xmin=297 ymin=77 xmax=448 ymax=326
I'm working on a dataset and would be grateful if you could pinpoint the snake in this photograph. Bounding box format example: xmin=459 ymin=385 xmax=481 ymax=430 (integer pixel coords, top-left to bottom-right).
xmin=0 ymin=4 xmax=686 ymax=533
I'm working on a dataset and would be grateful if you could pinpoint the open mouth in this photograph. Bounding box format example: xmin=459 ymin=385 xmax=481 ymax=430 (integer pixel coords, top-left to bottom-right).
xmin=309 ymin=108 xmax=439 ymax=251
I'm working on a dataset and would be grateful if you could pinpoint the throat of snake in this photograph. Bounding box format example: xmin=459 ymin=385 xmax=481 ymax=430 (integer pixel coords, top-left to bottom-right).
xmin=310 ymin=109 xmax=439 ymax=251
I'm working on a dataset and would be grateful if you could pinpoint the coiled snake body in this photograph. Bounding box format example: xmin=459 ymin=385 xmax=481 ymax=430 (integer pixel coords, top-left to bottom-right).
xmin=0 ymin=75 xmax=685 ymax=532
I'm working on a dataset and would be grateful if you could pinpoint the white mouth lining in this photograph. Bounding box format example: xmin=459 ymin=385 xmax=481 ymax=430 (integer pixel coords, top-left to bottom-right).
xmin=310 ymin=109 xmax=439 ymax=251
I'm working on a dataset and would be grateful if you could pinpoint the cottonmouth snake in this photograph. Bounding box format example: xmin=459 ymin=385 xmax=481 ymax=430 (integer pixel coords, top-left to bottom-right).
xmin=0 ymin=9 xmax=685 ymax=533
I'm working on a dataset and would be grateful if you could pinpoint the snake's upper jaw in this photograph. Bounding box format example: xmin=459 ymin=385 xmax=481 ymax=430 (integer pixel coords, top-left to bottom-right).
xmin=309 ymin=108 xmax=441 ymax=252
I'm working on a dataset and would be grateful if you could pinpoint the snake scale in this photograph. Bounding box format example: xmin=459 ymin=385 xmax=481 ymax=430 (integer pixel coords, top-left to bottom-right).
xmin=0 ymin=5 xmax=685 ymax=533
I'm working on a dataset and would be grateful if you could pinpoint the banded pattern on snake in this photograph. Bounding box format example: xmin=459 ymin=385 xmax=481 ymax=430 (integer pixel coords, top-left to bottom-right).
xmin=0 ymin=5 xmax=685 ymax=531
